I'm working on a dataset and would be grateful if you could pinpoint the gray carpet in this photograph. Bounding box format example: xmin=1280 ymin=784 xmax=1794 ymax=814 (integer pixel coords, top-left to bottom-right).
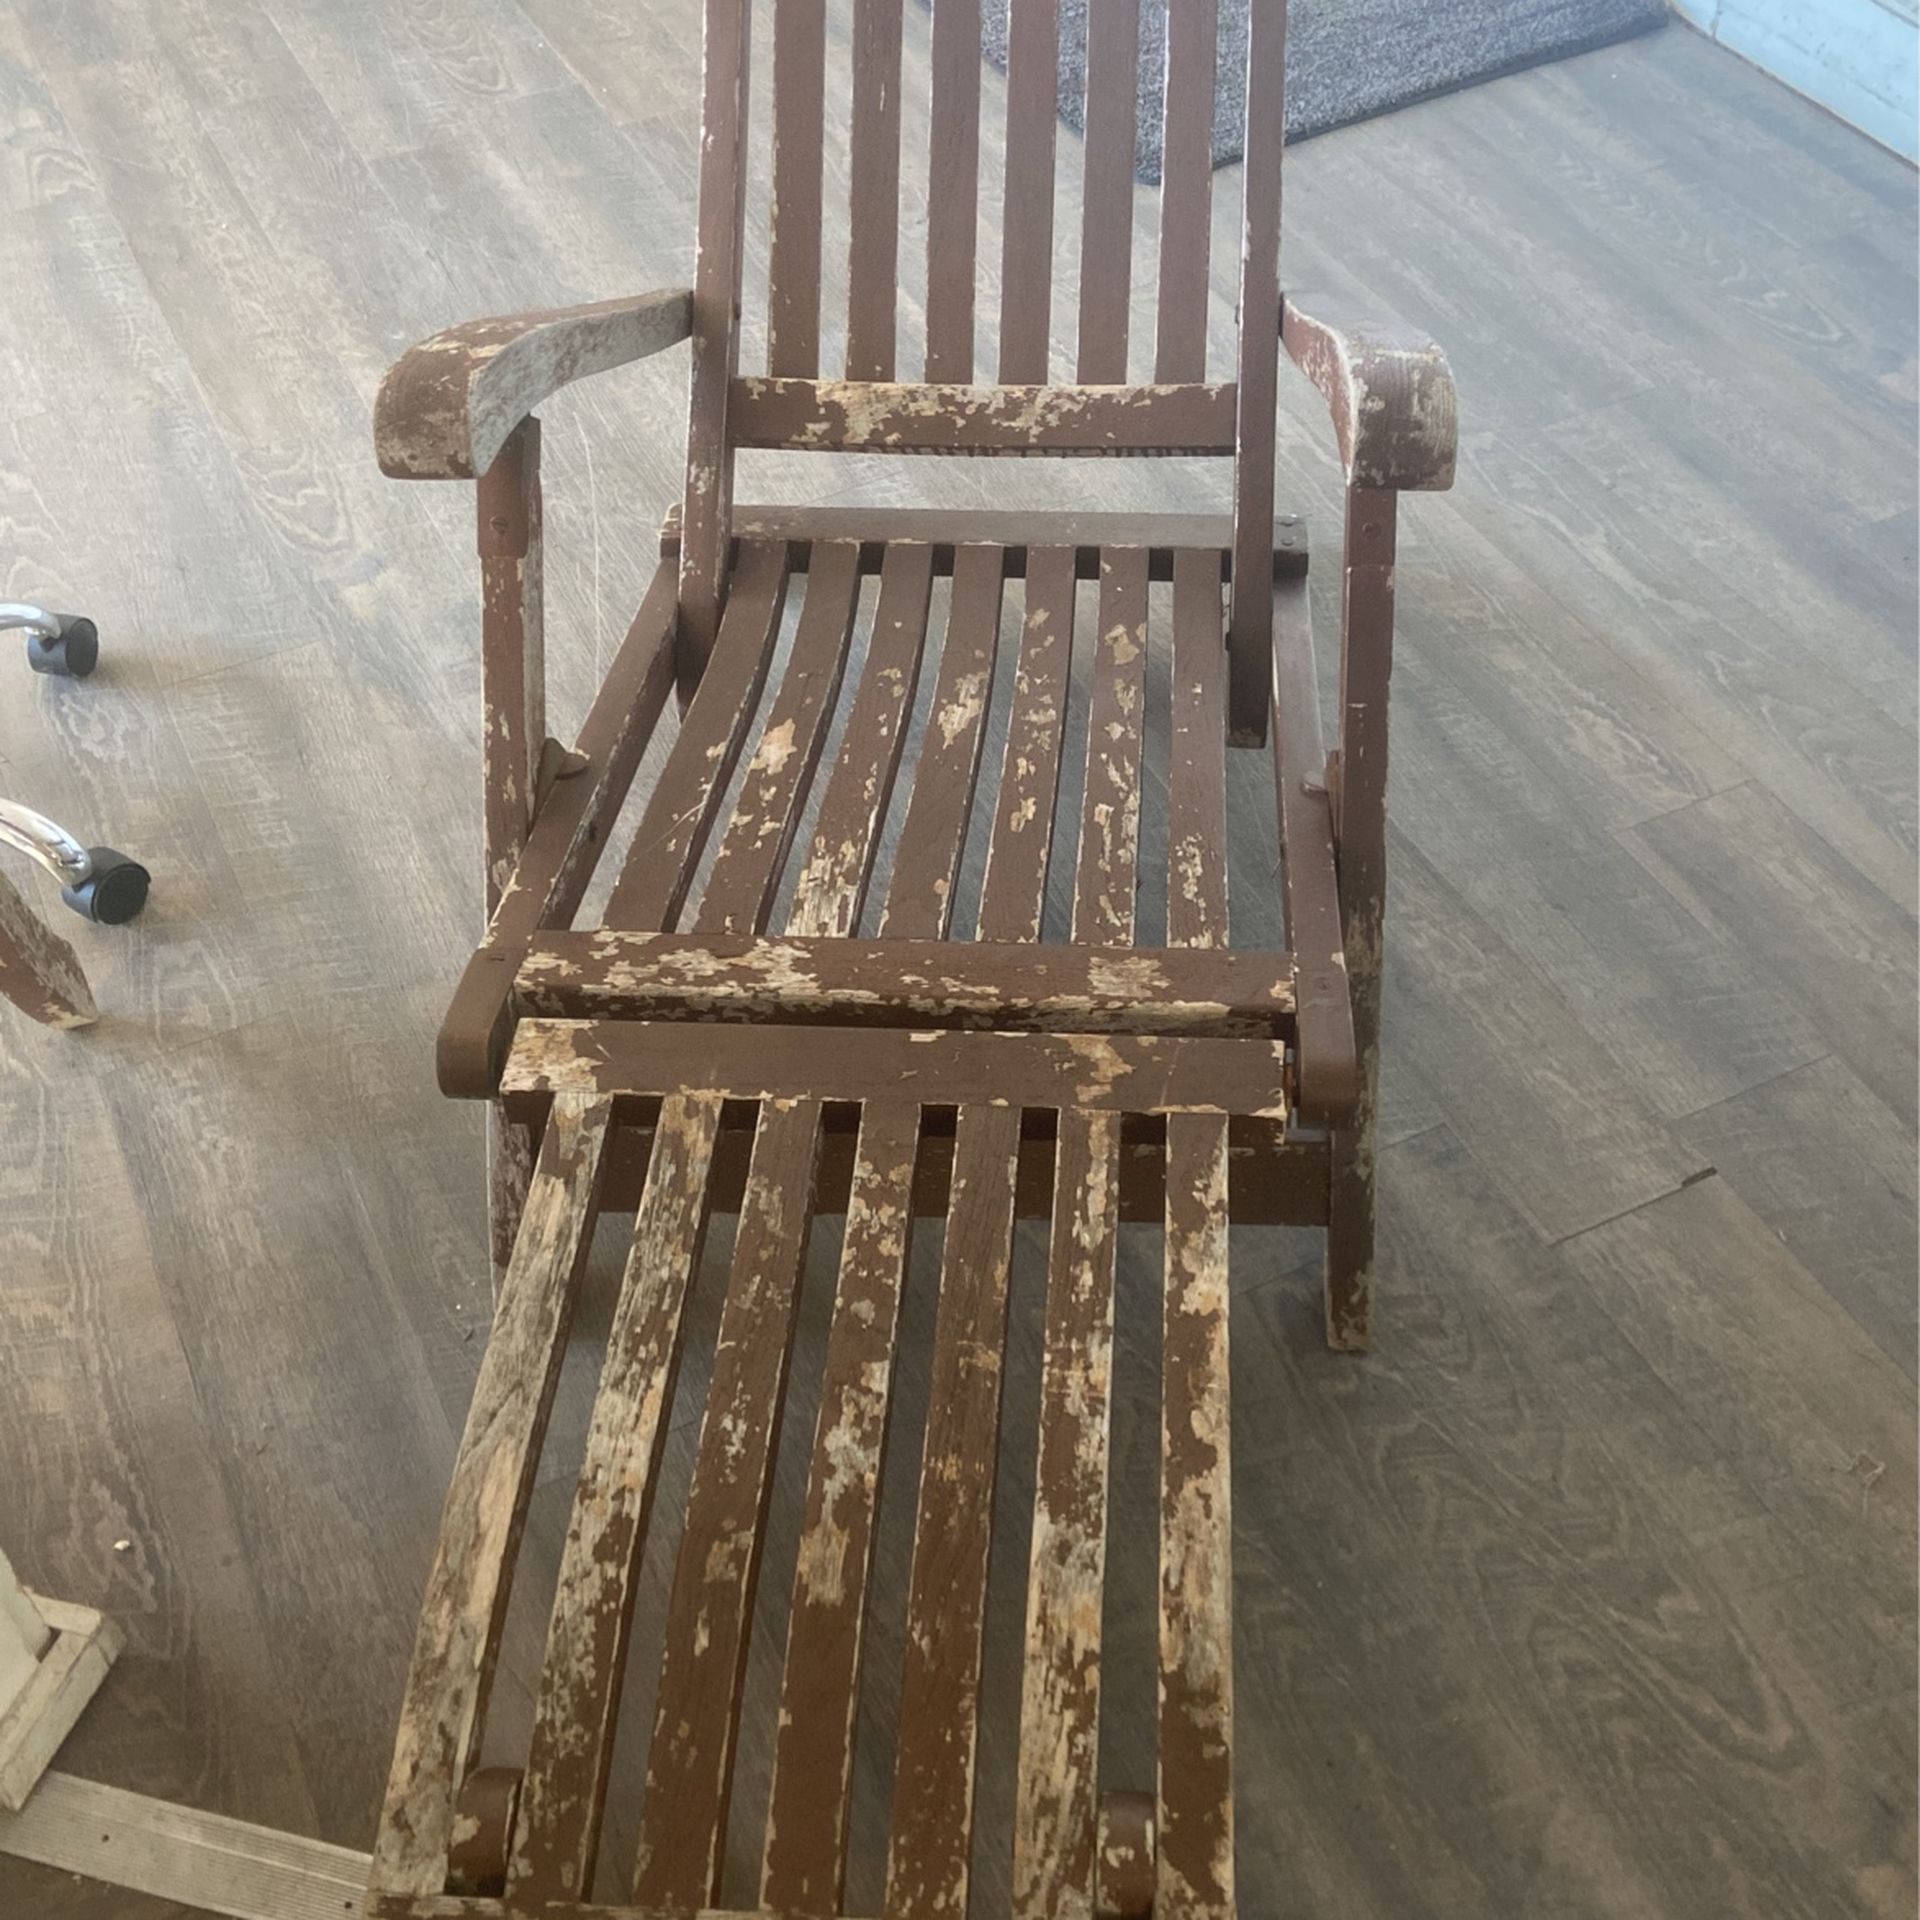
xmin=962 ymin=0 xmax=1669 ymax=181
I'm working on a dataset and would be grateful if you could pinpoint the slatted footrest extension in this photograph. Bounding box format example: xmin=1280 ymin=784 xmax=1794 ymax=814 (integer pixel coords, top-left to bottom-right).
xmin=373 ymin=1076 xmax=1241 ymax=1917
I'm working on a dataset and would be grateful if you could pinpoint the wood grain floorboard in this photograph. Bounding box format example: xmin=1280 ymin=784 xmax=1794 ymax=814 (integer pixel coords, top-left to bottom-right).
xmin=0 ymin=9 xmax=1910 ymax=1917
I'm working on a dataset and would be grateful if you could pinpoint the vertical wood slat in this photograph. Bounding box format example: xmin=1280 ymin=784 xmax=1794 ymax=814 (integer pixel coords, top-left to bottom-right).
xmin=604 ymin=541 xmax=791 ymax=931
xmin=885 ymin=519 xmax=1076 ymax=1916
xmin=507 ymin=1092 xmax=726 ymax=1901
xmin=1161 ymin=552 xmax=1235 ymax=1919
xmin=1158 ymin=1108 xmax=1235 ymax=1920
xmin=1073 ymin=548 xmax=1152 ymax=945
xmin=883 ymin=1099 xmax=1025 ymax=1920
xmin=699 ymin=543 xmax=864 ymax=935
xmin=679 ymin=0 xmax=754 ymax=694
xmin=925 ymin=0 xmax=983 ymax=381
xmin=767 ymin=0 xmax=827 ymax=377
xmin=1076 ymin=0 xmax=1140 ymax=382
xmin=369 ymin=1097 xmax=614 ymax=1899
xmin=633 ymin=1097 xmax=826 ymax=1910
xmin=998 ymin=0 xmax=1060 ymax=384
xmin=976 ymin=546 xmax=1076 ymax=941
xmin=1228 ymin=0 xmax=1288 ymax=744
xmin=759 ymin=1097 xmax=922 ymax=1914
xmin=1155 ymin=0 xmax=1220 ymax=383
xmin=1169 ymin=549 xmax=1230 ymax=950
xmin=1012 ymin=1102 xmax=1123 ymax=1917
xmin=1010 ymin=540 xmax=1152 ymax=1911
xmin=847 ymin=0 xmax=905 ymax=381
xmin=878 ymin=545 xmax=1008 ymax=940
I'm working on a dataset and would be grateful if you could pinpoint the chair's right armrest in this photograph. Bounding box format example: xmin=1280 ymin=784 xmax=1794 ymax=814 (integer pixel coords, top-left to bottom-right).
xmin=374 ymin=289 xmax=693 ymax=482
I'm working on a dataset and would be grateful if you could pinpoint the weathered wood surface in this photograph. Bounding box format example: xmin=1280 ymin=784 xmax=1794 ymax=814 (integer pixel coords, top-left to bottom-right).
xmin=0 ymin=865 xmax=96 ymax=1029
xmin=1271 ymin=574 xmax=1360 ymax=1124
xmin=759 ymin=1099 xmax=920 ymax=1913
xmin=728 ymin=378 xmax=1239 ymax=455
xmin=660 ymin=504 xmax=1309 ymax=578
xmin=506 ymin=1094 xmax=725 ymax=1901
xmin=1283 ymin=294 xmax=1460 ymax=492
xmin=503 ymin=1019 xmax=1291 ymax=1121
xmin=632 ymin=1099 xmax=824 ymax=1909
xmin=370 ymin=1097 xmax=614 ymax=1899
xmin=374 ymin=290 xmax=692 ymax=481
xmin=513 ymin=931 xmax=1295 ymax=1036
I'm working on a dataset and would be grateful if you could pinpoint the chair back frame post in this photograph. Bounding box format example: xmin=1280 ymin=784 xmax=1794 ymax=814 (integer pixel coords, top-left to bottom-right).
xmin=677 ymin=0 xmax=754 ymax=703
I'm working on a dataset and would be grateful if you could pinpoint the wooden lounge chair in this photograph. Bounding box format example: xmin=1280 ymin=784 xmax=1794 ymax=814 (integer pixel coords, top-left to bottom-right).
xmin=367 ymin=2 xmax=1454 ymax=1914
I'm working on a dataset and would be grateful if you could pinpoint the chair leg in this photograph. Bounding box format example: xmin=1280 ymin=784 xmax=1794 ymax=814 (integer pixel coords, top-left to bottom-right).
xmin=488 ymin=1104 xmax=535 ymax=1300
xmin=1323 ymin=957 xmax=1378 ymax=1352
xmin=0 ymin=864 xmax=96 ymax=1029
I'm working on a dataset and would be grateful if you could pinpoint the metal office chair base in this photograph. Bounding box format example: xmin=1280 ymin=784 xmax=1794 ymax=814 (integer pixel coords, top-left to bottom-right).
xmin=2 ymin=602 xmax=100 ymax=678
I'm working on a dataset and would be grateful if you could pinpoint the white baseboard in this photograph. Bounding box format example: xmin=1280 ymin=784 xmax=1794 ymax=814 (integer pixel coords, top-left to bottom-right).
xmin=1669 ymin=0 xmax=1919 ymax=158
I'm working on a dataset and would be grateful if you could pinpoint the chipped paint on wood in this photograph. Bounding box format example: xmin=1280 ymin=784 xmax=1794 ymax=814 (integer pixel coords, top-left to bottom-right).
xmin=730 ymin=376 xmax=1240 ymax=456
xmin=502 ymin=1019 xmax=1290 ymax=1121
xmin=513 ymin=930 xmax=1295 ymax=1039
xmin=1159 ymin=1110 xmax=1235 ymax=1919
xmin=761 ymin=1099 xmax=920 ymax=1914
xmin=1013 ymin=1107 xmax=1122 ymax=1919
xmin=0 ymin=866 xmax=96 ymax=1028
xmin=370 ymin=1096 xmax=613 ymax=1898
xmin=1283 ymin=294 xmax=1459 ymax=493
xmin=374 ymin=289 xmax=692 ymax=482
xmin=507 ymin=1093 xmax=724 ymax=1901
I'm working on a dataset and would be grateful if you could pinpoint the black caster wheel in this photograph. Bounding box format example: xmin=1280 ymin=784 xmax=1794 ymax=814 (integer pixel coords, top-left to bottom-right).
xmin=26 ymin=613 xmax=99 ymax=677
xmin=62 ymin=848 xmax=149 ymax=925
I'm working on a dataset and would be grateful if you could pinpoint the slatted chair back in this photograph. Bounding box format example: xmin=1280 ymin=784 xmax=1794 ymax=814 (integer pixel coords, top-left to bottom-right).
xmin=679 ymin=0 xmax=1289 ymax=723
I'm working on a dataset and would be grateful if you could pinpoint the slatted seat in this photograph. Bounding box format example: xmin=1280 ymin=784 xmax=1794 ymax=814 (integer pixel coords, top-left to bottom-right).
xmin=367 ymin=2 xmax=1455 ymax=1914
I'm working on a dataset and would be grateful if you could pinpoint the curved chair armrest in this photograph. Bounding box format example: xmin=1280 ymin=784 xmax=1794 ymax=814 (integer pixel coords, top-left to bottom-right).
xmin=1282 ymin=294 xmax=1458 ymax=492
xmin=375 ymin=289 xmax=694 ymax=481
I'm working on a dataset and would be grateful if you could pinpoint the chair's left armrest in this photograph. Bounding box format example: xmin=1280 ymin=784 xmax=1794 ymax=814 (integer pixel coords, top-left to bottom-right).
xmin=1282 ymin=294 xmax=1458 ymax=492
xmin=375 ymin=289 xmax=694 ymax=481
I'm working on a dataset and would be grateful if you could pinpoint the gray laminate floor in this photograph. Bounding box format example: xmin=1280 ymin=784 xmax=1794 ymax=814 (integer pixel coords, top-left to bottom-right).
xmin=0 ymin=6 xmax=1914 ymax=1917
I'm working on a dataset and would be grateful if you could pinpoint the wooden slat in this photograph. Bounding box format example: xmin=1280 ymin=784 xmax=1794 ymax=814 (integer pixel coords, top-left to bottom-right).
xmin=846 ymin=0 xmax=904 ymax=381
xmin=514 ymin=931 xmax=1294 ymax=1036
xmin=1010 ymin=535 xmax=1153 ymax=1910
xmin=477 ymin=418 xmax=544 ymax=917
xmin=767 ymin=0 xmax=826 ymax=377
xmin=759 ymin=1098 xmax=921 ymax=1913
xmin=604 ymin=541 xmax=790 ymax=930
xmin=662 ymin=502 xmax=1309 ymax=580
xmin=507 ymin=1093 xmax=726 ymax=1900
xmin=1074 ymin=547 xmax=1151 ymax=943
xmin=633 ymin=1099 xmax=825 ymax=1908
xmin=696 ymin=543 xmax=862 ymax=934
xmin=1158 ymin=1109 xmax=1235 ymax=1920
xmin=878 ymin=545 xmax=1006 ymax=939
xmin=977 ymin=546 xmax=1076 ymax=940
xmin=883 ymin=1100 xmax=1023 ymax=1919
xmin=999 ymin=0 xmax=1060 ymax=383
xmin=369 ymin=1096 xmax=614 ymax=1898
xmin=1160 ymin=537 xmax=1237 ymax=1914
xmin=1273 ymin=573 xmax=1359 ymax=1121
xmin=1169 ymin=549 xmax=1231 ymax=948
xmin=1010 ymin=1103 xmax=1121 ymax=1915
xmin=924 ymin=0 xmax=982 ymax=381
xmin=787 ymin=541 xmax=937 ymax=938
xmin=1228 ymin=0 xmax=1289 ymax=743
xmin=679 ymin=0 xmax=754 ymax=689
xmin=504 ymin=1020 xmax=1290 ymax=1120
xmin=729 ymin=377 xmax=1237 ymax=455
xmin=1155 ymin=0 xmax=1220 ymax=383
xmin=1076 ymin=0 xmax=1140 ymax=382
